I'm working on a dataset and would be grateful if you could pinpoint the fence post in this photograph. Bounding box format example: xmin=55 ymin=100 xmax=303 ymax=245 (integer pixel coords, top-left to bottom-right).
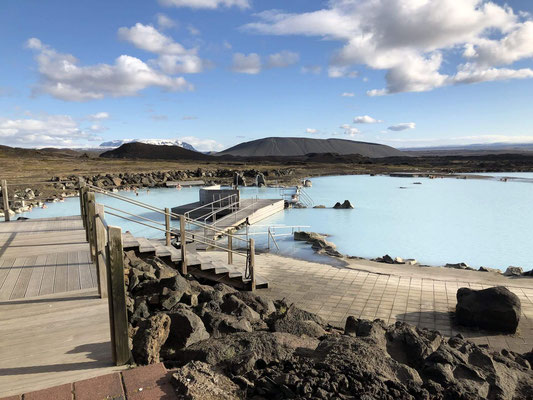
xmin=250 ymin=238 xmax=256 ymax=291
xmin=1 ymin=179 xmax=10 ymax=222
xmin=165 ymin=207 xmax=171 ymax=246
xmin=107 ymin=225 xmax=131 ymax=366
xmin=86 ymin=192 xmax=96 ymax=260
xmin=78 ymin=179 xmax=86 ymax=229
xmin=180 ymin=216 xmax=187 ymax=274
xmin=94 ymin=204 xmax=108 ymax=298
xmin=228 ymin=235 xmax=233 ymax=264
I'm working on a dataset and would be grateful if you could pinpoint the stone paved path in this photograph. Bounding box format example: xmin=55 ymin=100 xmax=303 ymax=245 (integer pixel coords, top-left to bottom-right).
xmin=0 ymin=363 xmax=175 ymax=400
xmin=209 ymin=252 xmax=533 ymax=354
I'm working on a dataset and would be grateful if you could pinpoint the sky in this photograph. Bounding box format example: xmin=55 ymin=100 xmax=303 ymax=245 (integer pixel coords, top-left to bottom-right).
xmin=1 ymin=0 xmax=533 ymax=151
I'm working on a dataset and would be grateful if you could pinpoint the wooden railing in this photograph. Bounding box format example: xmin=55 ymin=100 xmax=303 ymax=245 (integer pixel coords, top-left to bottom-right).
xmin=83 ymin=184 xmax=256 ymax=290
xmin=80 ymin=184 xmax=130 ymax=366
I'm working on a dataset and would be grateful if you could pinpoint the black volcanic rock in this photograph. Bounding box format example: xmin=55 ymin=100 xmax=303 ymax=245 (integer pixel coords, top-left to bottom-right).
xmin=100 ymin=142 xmax=212 ymax=161
xmin=216 ymin=137 xmax=405 ymax=158
xmin=456 ymin=286 xmax=521 ymax=333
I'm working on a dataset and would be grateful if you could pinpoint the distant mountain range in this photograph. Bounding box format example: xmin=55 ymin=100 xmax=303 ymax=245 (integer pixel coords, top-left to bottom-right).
xmin=100 ymin=139 xmax=196 ymax=152
xmin=100 ymin=142 xmax=210 ymax=160
xmin=403 ymin=142 xmax=533 ymax=156
xmin=216 ymin=137 xmax=405 ymax=158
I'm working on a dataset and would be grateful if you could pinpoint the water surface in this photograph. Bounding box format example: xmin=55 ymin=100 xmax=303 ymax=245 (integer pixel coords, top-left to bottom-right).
xmin=9 ymin=174 xmax=533 ymax=271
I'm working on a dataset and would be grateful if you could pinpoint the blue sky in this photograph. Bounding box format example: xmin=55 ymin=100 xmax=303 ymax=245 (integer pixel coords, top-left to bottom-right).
xmin=1 ymin=0 xmax=533 ymax=151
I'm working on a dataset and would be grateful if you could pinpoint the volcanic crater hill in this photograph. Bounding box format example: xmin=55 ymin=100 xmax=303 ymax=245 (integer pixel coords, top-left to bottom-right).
xmin=100 ymin=142 xmax=212 ymax=161
xmin=216 ymin=137 xmax=406 ymax=158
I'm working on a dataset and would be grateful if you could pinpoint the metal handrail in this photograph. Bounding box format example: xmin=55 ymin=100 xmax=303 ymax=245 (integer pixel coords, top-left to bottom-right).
xmin=86 ymin=184 xmax=249 ymax=243
xmin=104 ymin=204 xmax=167 ymax=227
xmin=184 ymin=194 xmax=238 ymax=220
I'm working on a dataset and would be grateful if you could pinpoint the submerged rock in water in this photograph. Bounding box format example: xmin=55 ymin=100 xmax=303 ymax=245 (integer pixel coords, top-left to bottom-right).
xmin=293 ymin=231 xmax=342 ymax=257
xmin=455 ymin=286 xmax=521 ymax=333
xmin=333 ymin=199 xmax=354 ymax=209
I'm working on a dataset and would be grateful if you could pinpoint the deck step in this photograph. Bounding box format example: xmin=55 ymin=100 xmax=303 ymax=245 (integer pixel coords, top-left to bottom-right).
xmin=122 ymin=232 xmax=139 ymax=249
xmin=148 ymin=240 xmax=172 ymax=257
xmin=135 ymin=237 xmax=156 ymax=253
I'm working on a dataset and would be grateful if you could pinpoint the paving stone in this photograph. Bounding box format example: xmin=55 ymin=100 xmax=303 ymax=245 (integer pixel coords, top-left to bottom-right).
xmin=74 ymin=373 xmax=124 ymax=400
xmin=24 ymin=384 xmax=72 ymax=400
xmin=122 ymin=363 xmax=175 ymax=400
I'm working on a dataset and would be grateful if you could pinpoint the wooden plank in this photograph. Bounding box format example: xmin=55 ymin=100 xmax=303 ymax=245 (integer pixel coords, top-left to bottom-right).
xmin=24 ymin=254 xmax=48 ymax=298
xmin=39 ymin=253 xmax=58 ymax=296
xmin=135 ymin=237 xmax=156 ymax=253
xmin=107 ymin=226 xmax=131 ymax=366
xmin=0 ymin=257 xmax=15 ymax=290
xmin=9 ymin=255 xmax=38 ymax=300
xmin=0 ymin=257 xmax=25 ymax=300
xmin=53 ymin=252 xmax=68 ymax=294
xmin=83 ymin=248 xmax=98 ymax=288
xmin=78 ymin=250 xmax=94 ymax=290
xmin=67 ymin=251 xmax=81 ymax=292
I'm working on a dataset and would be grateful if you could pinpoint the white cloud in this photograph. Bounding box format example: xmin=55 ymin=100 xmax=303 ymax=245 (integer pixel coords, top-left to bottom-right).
xmin=159 ymin=0 xmax=250 ymax=9
xmin=328 ymin=66 xmax=358 ymax=78
xmin=178 ymin=136 xmax=225 ymax=151
xmin=118 ymin=23 xmax=187 ymax=55
xmin=354 ymin=115 xmax=382 ymax=124
xmin=182 ymin=115 xmax=198 ymax=120
xmin=232 ymin=53 xmax=261 ymax=74
xmin=26 ymin=38 xmax=192 ymax=101
xmin=388 ymin=122 xmax=416 ymax=131
xmin=156 ymin=13 xmax=176 ymax=29
xmin=0 ymin=113 xmax=101 ymax=147
xmin=88 ymin=112 xmax=110 ymax=120
xmin=118 ymin=23 xmax=205 ymax=74
xmin=301 ymin=65 xmax=322 ymax=74
xmin=341 ymin=92 xmax=354 ymax=97
xmin=306 ymin=128 xmax=318 ymax=134
xmin=187 ymin=25 xmax=201 ymax=36
xmin=340 ymin=124 xmax=360 ymax=136
xmin=266 ymin=51 xmax=299 ymax=68
xmin=245 ymin=1 xmax=533 ymax=95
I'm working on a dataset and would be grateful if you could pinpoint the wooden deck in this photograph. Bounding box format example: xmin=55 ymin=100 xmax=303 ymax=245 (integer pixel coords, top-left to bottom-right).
xmin=0 ymin=216 xmax=120 ymax=397
xmin=0 ymin=216 xmax=97 ymax=299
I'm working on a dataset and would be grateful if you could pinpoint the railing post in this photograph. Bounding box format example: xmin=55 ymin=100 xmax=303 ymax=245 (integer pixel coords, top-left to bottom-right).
xmin=107 ymin=225 xmax=131 ymax=366
xmin=267 ymin=227 xmax=270 ymax=250
xmin=165 ymin=207 xmax=171 ymax=246
xmin=87 ymin=192 xmax=96 ymax=260
xmin=94 ymin=204 xmax=108 ymax=298
xmin=1 ymin=179 xmax=10 ymax=222
xmin=250 ymin=238 xmax=256 ymax=291
xmin=180 ymin=216 xmax=187 ymax=274
xmin=79 ymin=183 xmax=87 ymax=229
xmin=228 ymin=235 xmax=233 ymax=264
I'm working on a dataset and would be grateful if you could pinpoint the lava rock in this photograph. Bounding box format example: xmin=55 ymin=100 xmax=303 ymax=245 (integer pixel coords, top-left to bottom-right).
xmin=172 ymin=361 xmax=243 ymax=400
xmin=164 ymin=309 xmax=209 ymax=351
xmin=132 ymin=313 xmax=171 ymax=364
xmin=504 ymin=266 xmax=524 ymax=276
xmin=456 ymin=286 xmax=521 ymax=333
xmin=333 ymin=200 xmax=354 ymax=209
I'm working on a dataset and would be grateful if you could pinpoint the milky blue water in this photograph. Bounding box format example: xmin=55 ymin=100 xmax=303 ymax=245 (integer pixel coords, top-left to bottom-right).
xmin=8 ymin=174 xmax=533 ymax=271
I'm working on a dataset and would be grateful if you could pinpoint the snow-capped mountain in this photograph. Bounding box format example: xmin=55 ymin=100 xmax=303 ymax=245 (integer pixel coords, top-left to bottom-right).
xmin=99 ymin=139 xmax=196 ymax=152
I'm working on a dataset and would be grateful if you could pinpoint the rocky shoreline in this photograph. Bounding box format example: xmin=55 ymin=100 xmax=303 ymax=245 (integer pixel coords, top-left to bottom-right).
xmin=124 ymin=250 xmax=533 ymax=399
xmin=293 ymin=231 xmax=533 ymax=278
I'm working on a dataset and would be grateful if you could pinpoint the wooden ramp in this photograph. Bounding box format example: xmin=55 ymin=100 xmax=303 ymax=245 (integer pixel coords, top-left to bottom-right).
xmin=0 ymin=216 xmax=120 ymax=397
xmin=212 ymin=198 xmax=285 ymax=234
